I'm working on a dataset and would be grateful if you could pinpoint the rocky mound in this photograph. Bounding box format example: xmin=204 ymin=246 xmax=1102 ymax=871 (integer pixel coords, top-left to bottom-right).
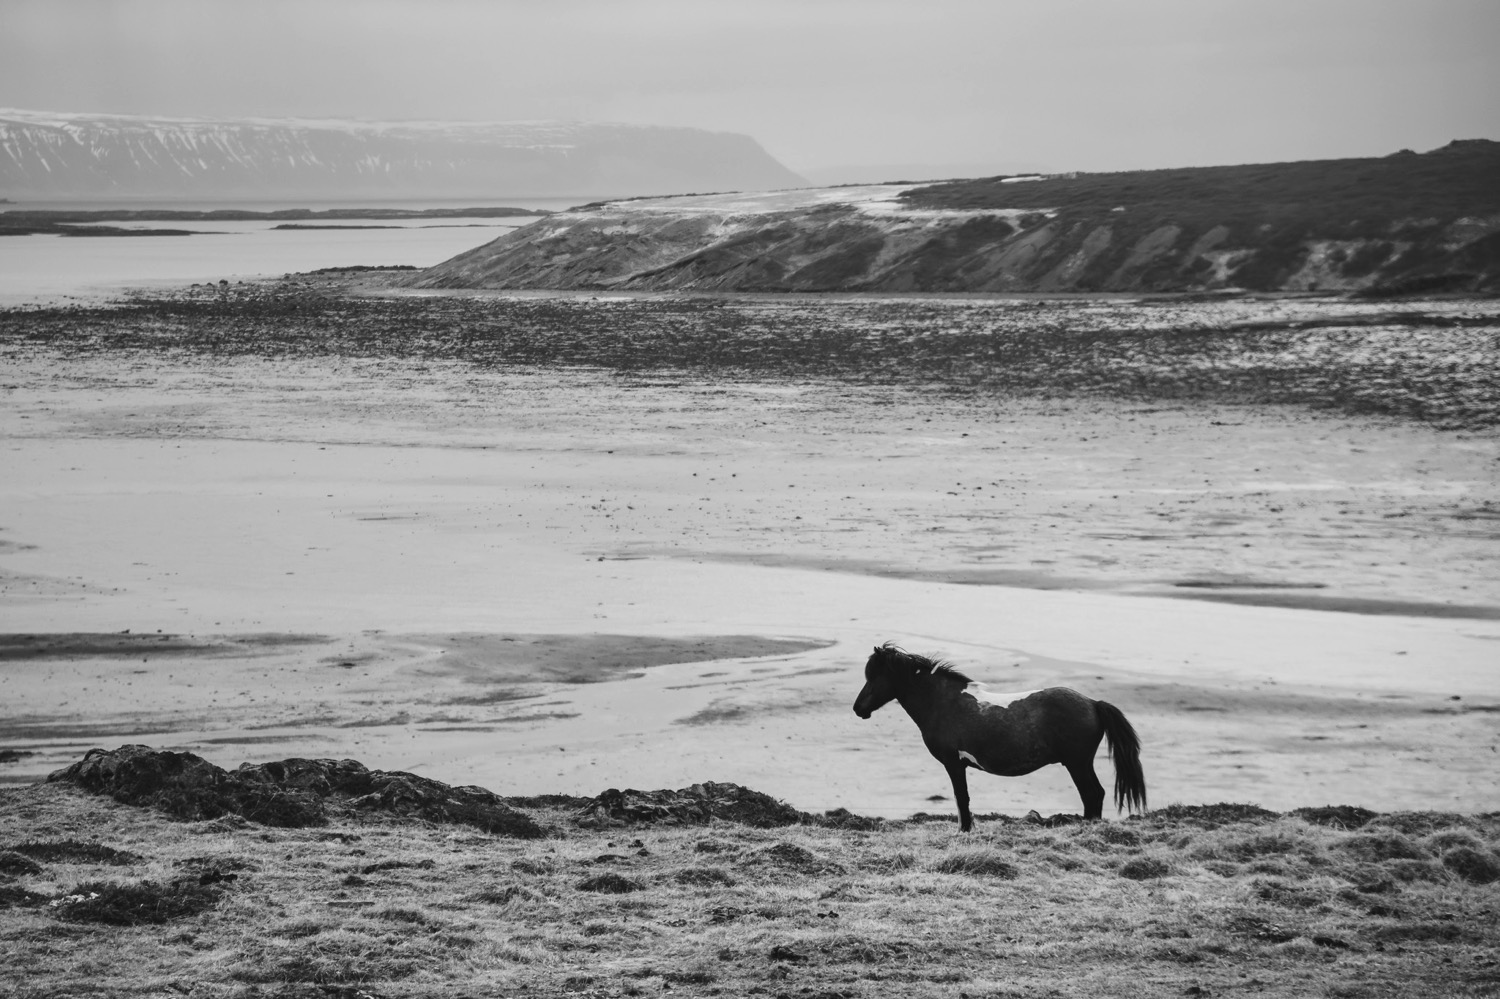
xmin=575 ymin=782 xmax=811 ymax=829
xmin=48 ymin=745 xmax=543 ymax=838
xmin=46 ymin=746 xmax=884 ymax=836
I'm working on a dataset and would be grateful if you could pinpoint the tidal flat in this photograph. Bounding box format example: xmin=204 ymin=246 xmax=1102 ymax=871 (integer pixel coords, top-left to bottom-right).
xmin=1 ymin=282 xmax=1498 ymax=817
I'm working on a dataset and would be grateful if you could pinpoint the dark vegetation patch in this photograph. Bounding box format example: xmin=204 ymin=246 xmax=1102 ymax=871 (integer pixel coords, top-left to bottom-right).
xmin=1292 ymin=805 xmax=1379 ymax=829
xmin=817 ymin=807 xmax=885 ymax=831
xmin=1119 ymin=856 xmax=1174 ymax=880
xmin=671 ymin=866 xmax=738 ymax=887
xmin=1336 ymin=832 xmax=1428 ymax=863
xmin=1251 ymin=877 xmax=1323 ymax=908
xmin=750 ymin=842 xmax=846 ymax=877
xmin=5 ymin=840 xmax=144 ymax=866
xmin=1228 ymin=915 xmax=1299 ymax=944
xmin=1367 ymin=812 xmax=1478 ymax=836
xmin=1145 ymin=803 xmax=1280 ymax=828
xmin=361 ymin=858 xmax=436 ymax=875
xmin=1440 ymin=845 xmax=1500 ymax=884
xmin=931 ymin=848 xmax=1019 ymax=878
xmin=4 ymin=291 xmax=1496 ymax=428
xmin=576 ymin=872 xmax=644 ymax=894
xmin=0 ymin=884 xmax=50 ymax=908
xmin=48 ymin=878 xmax=224 ymax=925
xmin=0 ymin=852 xmax=44 ymax=877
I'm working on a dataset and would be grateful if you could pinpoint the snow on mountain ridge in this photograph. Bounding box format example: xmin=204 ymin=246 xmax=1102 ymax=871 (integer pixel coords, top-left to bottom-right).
xmin=0 ymin=109 xmax=806 ymax=200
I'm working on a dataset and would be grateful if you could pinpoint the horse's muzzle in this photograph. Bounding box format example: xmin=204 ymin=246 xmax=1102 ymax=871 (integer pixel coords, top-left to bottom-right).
xmin=853 ymin=704 xmax=871 ymax=720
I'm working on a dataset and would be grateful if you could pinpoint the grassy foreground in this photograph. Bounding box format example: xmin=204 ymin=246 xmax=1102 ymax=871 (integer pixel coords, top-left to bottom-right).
xmin=2 ymin=782 xmax=1498 ymax=999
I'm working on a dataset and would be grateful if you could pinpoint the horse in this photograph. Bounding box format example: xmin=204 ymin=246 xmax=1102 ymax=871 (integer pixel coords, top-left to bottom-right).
xmin=853 ymin=642 xmax=1146 ymax=830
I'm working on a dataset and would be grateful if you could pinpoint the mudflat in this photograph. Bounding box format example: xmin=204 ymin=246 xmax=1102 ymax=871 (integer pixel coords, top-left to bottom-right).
xmin=1 ymin=284 xmax=1497 ymax=818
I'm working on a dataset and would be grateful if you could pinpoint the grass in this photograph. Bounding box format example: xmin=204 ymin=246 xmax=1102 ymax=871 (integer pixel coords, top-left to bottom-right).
xmin=3 ymin=782 xmax=1499 ymax=998
xmin=902 ymin=141 xmax=1500 ymax=233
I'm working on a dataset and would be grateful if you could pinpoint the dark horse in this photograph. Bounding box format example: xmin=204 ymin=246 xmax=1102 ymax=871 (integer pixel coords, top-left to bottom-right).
xmin=853 ymin=643 xmax=1146 ymax=830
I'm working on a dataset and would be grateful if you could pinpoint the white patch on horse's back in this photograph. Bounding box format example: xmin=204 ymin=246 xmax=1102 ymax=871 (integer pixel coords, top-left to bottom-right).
xmin=964 ymin=684 xmax=1041 ymax=709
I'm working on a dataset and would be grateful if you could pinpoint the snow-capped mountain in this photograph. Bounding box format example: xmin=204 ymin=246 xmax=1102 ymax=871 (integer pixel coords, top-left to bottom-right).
xmin=0 ymin=109 xmax=807 ymax=200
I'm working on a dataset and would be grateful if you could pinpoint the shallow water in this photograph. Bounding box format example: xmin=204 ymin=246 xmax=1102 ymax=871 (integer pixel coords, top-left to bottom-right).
xmin=0 ymin=200 xmax=567 ymax=306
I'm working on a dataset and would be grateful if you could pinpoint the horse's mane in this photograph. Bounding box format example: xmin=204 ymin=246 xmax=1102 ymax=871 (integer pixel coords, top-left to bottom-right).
xmin=876 ymin=642 xmax=973 ymax=685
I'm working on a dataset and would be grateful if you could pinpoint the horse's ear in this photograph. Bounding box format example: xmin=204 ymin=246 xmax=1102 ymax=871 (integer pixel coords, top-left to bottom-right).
xmin=873 ymin=645 xmax=881 ymax=654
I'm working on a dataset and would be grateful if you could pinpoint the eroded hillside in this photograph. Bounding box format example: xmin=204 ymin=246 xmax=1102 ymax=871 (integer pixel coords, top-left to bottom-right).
xmin=409 ymin=141 xmax=1500 ymax=294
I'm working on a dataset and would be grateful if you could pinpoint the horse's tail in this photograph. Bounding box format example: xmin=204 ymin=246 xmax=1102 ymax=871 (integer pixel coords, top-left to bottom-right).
xmin=1096 ymin=700 xmax=1147 ymax=814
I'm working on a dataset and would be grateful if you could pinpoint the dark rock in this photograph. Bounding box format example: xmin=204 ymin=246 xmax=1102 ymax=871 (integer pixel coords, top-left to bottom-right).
xmin=48 ymin=745 xmax=543 ymax=837
xmin=344 ymin=773 xmax=539 ymax=837
xmin=574 ymin=781 xmax=807 ymax=828
xmin=49 ymin=745 xmax=248 ymax=823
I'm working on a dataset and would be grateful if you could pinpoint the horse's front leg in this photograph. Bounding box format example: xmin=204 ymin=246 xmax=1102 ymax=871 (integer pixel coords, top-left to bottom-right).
xmin=943 ymin=759 xmax=973 ymax=832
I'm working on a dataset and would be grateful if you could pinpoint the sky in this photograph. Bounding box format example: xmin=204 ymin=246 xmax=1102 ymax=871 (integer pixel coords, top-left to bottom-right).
xmin=2 ymin=0 xmax=1497 ymax=180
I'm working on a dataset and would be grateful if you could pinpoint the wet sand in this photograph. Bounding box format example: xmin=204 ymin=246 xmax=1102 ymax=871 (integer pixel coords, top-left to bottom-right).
xmin=2 ymin=294 xmax=1497 ymax=817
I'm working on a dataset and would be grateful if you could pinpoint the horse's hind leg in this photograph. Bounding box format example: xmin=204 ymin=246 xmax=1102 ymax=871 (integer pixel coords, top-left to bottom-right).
xmin=1065 ymin=759 xmax=1106 ymax=820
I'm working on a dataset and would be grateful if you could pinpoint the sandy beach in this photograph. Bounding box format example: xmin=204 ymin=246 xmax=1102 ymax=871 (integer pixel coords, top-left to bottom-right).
xmin=2 ymin=289 xmax=1497 ymax=819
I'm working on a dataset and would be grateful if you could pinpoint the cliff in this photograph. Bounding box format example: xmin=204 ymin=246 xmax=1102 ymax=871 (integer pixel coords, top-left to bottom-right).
xmin=409 ymin=141 xmax=1500 ymax=294
xmin=0 ymin=109 xmax=806 ymax=200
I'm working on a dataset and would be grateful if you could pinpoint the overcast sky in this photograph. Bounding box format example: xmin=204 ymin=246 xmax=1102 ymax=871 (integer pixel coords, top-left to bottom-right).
xmin=3 ymin=0 xmax=1496 ymax=178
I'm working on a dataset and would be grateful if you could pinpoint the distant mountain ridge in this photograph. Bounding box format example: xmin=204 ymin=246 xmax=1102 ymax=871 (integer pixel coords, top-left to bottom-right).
xmin=0 ymin=109 xmax=806 ymax=200
xmin=409 ymin=140 xmax=1500 ymax=295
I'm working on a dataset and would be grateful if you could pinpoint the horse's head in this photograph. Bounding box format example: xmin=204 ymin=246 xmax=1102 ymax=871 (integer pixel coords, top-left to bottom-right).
xmin=853 ymin=643 xmax=904 ymax=719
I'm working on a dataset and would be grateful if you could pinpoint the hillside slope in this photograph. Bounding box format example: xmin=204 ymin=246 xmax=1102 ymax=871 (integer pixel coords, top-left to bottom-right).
xmin=409 ymin=141 xmax=1500 ymax=294
xmin=0 ymin=109 xmax=806 ymax=200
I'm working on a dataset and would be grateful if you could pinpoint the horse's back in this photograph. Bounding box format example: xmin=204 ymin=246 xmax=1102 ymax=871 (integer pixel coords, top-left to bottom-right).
xmin=1013 ymin=686 xmax=1104 ymax=742
xmin=965 ymin=684 xmax=1098 ymax=728
xmin=949 ymin=684 xmax=1105 ymax=771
